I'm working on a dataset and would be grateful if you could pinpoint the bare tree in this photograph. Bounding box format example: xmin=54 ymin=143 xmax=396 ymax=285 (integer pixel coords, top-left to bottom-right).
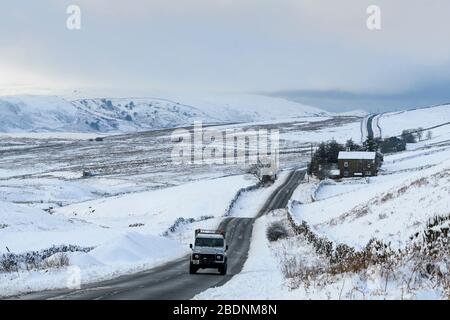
xmin=248 ymin=159 xmax=276 ymax=184
xmin=248 ymin=160 xmax=265 ymax=183
xmin=416 ymin=127 xmax=424 ymax=141
xmin=426 ymin=130 xmax=433 ymax=141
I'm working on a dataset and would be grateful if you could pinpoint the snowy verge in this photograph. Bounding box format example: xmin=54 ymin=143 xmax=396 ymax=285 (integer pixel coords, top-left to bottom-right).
xmin=197 ymin=207 xmax=449 ymax=300
xmin=194 ymin=212 xmax=288 ymax=299
xmin=0 ymin=233 xmax=187 ymax=298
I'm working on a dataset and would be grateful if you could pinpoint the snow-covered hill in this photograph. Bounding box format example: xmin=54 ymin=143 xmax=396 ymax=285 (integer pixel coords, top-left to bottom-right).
xmin=378 ymin=104 xmax=450 ymax=138
xmin=0 ymin=94 xmax=327 ymax=133
xmin=0 ymin=96 xmax=80 ymax=132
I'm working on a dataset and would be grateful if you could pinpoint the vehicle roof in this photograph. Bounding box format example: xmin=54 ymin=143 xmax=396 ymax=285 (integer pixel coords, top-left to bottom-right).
xmin=195 ymin=233 xmax=224 ymax=239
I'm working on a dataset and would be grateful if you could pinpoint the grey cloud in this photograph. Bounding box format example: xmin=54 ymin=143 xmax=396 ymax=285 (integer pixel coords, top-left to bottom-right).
xmin=1 ymin=0 xmax=450 ymax=109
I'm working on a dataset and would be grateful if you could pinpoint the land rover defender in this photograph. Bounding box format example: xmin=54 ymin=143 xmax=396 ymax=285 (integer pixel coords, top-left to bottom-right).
xmin=189 ymin=229 xmax=228 ymax=275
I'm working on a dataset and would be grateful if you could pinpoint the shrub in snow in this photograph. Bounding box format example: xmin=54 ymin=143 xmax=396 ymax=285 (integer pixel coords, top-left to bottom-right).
xmin=224 ymin=183 xmax=263 ymax=216
xmin=89 ymin=121 xmax=100 ymax=131
xmin=288 ymin=208 xmax=396 ymax=271
xmin=289 ymin=218 xmax=333 ymax=258
xmin=0 ymin=256 xmax=17 ymax=273
xmin=380 ymin=137 xmax=406 ymax=153
xmin=129 ymin=223 xmax=145 ymax=228
xmin=331 ymin=243 xmax=356 ymax=265
xmin=42 ymin=252 xmax=70 ymax=269
xmin=285 ymin=208 xmax=450 ymax=297
xmin=279 ymin=254 xmax=325 ymax=290
xmin=101 ymin=99 xmax=114 ymax=110
xmin=401 ymin=129 xmax=417 ymax=143
xmin=266 ymin=222 xmax=288 ymax=242
xmin=0 ymin=245 xmax=92 ymax=273
xmin=162 ymin=215 xmax=214 ymax=236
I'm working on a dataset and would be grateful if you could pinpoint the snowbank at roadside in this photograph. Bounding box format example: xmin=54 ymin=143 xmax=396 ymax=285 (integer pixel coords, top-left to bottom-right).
xmin=0 ymin=174 xmax=258 ymax=297
xmin=0 ymin=233 xmax=187 ymax=298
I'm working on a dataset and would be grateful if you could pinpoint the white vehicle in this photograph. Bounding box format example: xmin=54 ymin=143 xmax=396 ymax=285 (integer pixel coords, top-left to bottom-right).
xmin=189 ymin=229 xmax=228 ymax=275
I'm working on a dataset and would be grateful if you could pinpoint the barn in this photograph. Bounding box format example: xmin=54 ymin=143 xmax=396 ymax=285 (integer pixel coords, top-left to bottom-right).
xmin=337 ymin=151 xmax=381 ymax=178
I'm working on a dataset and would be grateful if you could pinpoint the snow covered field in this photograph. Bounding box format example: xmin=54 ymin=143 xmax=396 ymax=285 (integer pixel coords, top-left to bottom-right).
xmin=289 ymin=114 xmax=450 ymax=250
xmin=197 ymin=106 xmax=450 ymax=300
xmin=1 ymin=95 xmax=448 ymax=299
xmin=282 ymin=120 xmax=362 ymax=145
xmin=0 ymin=174 xmax=258 ymax=296
xmin=1 ymin=108 xmax=347 ymax=296
xmin=377 ymin=104 xmax=450 ymax=141
xmin=0 ymin=168 xmax=293 ymax=297
xmin=198 ymin=149 xmax=450 ymax=299
xmin=291 ymin=147 xmax=450 ymax=249
xmin=0 ymin=175 xmax=255 ymax=254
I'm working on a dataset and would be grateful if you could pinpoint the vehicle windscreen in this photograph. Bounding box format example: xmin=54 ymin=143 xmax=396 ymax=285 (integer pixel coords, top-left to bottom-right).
xmin=195 ymin=237 xmax=224 ymax=247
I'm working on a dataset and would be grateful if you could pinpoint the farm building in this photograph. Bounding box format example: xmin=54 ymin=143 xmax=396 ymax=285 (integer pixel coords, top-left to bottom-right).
xmin=337 ymin=151 xmax=382 ymax=178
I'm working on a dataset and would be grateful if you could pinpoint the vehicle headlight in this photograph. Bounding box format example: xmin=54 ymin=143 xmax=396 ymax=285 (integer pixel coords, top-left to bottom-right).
xmin=216 ymin=255 xmax=223 ymax=261
xmin=193 ymin=254 xmax=200 ymax=259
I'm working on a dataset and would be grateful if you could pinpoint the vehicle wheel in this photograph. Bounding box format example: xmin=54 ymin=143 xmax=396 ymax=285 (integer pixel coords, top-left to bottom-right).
xmin=218 ymin=264 xmax=227 ymax=275
xmin=189 ymin=264 xmax=198 ymax=274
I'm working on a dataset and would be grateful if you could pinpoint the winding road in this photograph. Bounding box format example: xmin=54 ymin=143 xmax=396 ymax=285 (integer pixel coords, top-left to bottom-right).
xmin=366 ymin=114 xmax=376 ymax=139
xmin=17 ymin=170 xmax=305 ymax=300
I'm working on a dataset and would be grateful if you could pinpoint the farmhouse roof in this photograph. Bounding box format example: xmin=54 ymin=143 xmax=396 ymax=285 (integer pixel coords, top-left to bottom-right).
xmin=338 ymin=151 xmax=376 ymax=160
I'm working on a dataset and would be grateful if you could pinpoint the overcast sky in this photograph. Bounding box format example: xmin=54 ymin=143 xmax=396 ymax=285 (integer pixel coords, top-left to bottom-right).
xmin=2 ymin=0 xmax=450 ymax=111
